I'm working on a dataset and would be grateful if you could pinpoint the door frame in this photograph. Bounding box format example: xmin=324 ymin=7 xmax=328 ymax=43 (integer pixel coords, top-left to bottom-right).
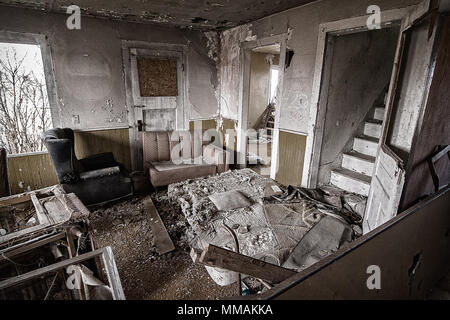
xmin=363 ymin=0 xmax=435 ymax=233
xmin=301 ymin=6 xmax=415 ymax=188
xmin=236 ymin=33 xmax=288 ymax=179
xmin=122 ymin=40 xmax=188 ymax=171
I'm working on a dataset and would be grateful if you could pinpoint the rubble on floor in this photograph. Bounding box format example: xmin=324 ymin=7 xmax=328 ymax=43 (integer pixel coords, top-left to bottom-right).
xmin=168 ymin=169 xmax=365 ymax=288
xmin=89 ymin=191 xmax=238 ymax=299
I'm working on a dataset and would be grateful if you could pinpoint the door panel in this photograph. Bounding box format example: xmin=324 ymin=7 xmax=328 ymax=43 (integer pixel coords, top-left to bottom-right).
xmin=363 ymin=0 xmax=433 ymax=234
xmin=130 ymin=50 xmax=184 ymax=132
xmin=125 ymin=46 xmax=186 ymax=171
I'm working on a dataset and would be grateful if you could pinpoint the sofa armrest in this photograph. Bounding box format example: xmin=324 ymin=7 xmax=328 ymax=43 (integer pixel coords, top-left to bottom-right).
xmin=79 ymin=166 xmax=121 ymax=181
xmin=80 ymin=152 xmax=117 ymax=170
xmin=203 ymin=144 xmax=230 ymax=173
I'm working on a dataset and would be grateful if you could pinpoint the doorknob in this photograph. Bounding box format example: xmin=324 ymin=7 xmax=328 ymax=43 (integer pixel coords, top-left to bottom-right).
xmin=137 ymin=120 xmax=143 ymax=132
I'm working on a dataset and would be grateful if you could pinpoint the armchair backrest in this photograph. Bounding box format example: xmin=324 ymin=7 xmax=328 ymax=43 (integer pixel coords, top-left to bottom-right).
xmin=143 ymin=130 xmax=209 ymax=172
xmin=41 ymin=128 xmax=84 ymax=183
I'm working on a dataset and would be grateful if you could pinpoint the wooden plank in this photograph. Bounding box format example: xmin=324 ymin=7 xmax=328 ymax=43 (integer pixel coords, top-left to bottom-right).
xmin=143 ymin=196 xmax=175 ymax=254
xmin=0 ymin=232 xmax=65 ymax=262
xmin=0 ymin=223 xmax=51 ymax=245
xmin=0 ymin=246 xmax=124 ymax=300
xmin=102 ymin=246 xmax=126 ymax=300
xmin=0 ymin=185 xmax=60 ymax=207
xmin=30 ymin=192 xmax=50 ymax=225
xmin=0 ymin=248 xmax=104 ymax=290
xmin=198 ymin=244 xmax=296 ymax=284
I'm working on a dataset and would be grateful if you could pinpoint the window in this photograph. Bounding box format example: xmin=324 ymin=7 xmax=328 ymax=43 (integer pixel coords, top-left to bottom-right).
xmin=0 ymin=42 xmax=51 ymax=154
xmin=269 ymin=66 xmax=279 ymax=103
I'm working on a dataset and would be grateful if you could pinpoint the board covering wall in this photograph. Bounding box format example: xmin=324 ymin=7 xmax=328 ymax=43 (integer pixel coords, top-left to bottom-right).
xmin=275 ymin=130 xmax=306 ymax=186
xmin=137 ymin=57 xmax=178 ymax=97
xmin=7 ymin=153 xmax=58 ymax=195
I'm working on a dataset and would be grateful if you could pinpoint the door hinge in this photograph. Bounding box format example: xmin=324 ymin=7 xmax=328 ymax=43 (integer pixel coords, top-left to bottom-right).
xmin=182 ymin=63 xmax=185 ymax=72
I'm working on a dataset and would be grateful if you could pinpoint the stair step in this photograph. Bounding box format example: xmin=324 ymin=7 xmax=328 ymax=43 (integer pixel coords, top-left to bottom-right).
xmin=342 ymin=152 xmax=376 ymax=176
xmin=330 ymin=168 xmax=371 ymax=197
xmin=374 ymin=107 xmax=386 ymax=121
xmin=353 ymin=135 xmax=379 ymax=157
xmin=364 ymin=120 xmax=383 ymax=139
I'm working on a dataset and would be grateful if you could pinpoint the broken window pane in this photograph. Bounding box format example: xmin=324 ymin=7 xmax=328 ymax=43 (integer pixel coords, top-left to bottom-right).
xmin=0 ymin=43 xmax=51 ymax=154
xmin=137 ymin=57 xmax=178 ymax=97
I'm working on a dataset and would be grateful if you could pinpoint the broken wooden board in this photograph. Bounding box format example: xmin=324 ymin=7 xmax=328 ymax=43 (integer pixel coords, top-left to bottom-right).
xmin=198 ymin=244 xmax=297 ymax=284
xmin=0 ymin=188 xmax=87 ymax=247
xmin=143 ymin=196 xmax=175 ymax=254
xmin=0 ymin=246 xmax=125 ymax=300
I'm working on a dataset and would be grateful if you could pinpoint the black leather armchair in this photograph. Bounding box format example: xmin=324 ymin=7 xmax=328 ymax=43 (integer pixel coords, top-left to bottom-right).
xmin=42 ymin=128 xmax=133 ymax=205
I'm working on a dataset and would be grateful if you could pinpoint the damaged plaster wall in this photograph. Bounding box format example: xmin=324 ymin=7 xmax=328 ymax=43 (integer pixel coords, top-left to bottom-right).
xmin=0 ymin=6 xmax=220 ymax=129
xmin=219 ymin=24 xmax=255 ymax=120
xmin=218 ymin=0 xmax=421 ymax=132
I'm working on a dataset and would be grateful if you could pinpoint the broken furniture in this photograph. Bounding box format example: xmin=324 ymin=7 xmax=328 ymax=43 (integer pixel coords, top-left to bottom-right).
xmin=143 ymin=130 xmax=230 ymax=187
xmin=42 ymin=128 xmax=133 ymax=205
xmin=0 ymin=186 xmax=125 ymax=300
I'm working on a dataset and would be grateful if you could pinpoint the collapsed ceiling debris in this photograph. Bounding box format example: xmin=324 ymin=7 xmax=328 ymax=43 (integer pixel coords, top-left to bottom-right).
xmin=0 ymin=0 xmax=317 ymax=30
xmin=168 ymin=169 xmax=365 ymax=291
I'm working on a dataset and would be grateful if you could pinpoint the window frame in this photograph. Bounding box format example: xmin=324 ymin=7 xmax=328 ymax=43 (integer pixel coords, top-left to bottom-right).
xmin=0 ymin=31 xmax=59 ymax=156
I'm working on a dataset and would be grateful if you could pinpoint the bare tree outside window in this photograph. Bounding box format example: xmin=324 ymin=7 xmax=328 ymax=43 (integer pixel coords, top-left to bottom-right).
xmin=0 ymin=43 xmax=52 ymax=154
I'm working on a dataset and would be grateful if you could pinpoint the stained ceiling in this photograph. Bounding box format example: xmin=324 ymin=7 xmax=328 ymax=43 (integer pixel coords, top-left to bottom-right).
xmin=0 ymin=0 xmax=318 ymax=30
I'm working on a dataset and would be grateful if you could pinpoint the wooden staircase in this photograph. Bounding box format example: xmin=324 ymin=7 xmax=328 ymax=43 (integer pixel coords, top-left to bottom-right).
xmin=330 ymin=106 xmax=385 ymax=197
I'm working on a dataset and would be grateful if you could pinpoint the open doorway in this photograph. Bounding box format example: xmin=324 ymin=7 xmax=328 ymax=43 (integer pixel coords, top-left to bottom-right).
xmin=315 ymin=26 xmax=401 ymax=197
xmin=246 ymin=44 xmax=281 ymax=177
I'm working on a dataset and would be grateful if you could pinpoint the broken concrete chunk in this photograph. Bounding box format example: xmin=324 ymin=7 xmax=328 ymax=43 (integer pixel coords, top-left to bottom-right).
xmin=208 ymin=190 xmax=252 ymax=211
xmin=237 ymin=225 xmax=249 ymax=234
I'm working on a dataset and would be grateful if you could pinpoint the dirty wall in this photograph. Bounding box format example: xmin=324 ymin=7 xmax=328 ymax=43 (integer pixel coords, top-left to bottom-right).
xmin=0 ymin=6 xmax=220 ymax=129
xmin=219 ymin=0 xmax=421 ymax=133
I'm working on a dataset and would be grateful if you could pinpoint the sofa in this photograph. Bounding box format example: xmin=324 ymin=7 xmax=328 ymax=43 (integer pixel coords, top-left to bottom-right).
xmin=143 ymin=131 xmax=230 ymax=187
xmin=42 ymin=128 xmax=133 ymax=205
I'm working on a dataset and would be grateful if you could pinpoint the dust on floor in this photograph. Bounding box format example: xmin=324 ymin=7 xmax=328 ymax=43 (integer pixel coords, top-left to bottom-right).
xmin=89 ymin=191 xmax=238 ymax=300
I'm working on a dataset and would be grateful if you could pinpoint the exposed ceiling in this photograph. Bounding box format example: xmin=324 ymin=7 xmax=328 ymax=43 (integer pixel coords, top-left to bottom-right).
xmin=0 ymin=0 xmax=318 ymax=30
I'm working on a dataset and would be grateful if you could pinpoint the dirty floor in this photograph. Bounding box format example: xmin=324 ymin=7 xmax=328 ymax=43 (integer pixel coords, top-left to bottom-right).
xmin=89 ymin=191 xmax=239 ymax=300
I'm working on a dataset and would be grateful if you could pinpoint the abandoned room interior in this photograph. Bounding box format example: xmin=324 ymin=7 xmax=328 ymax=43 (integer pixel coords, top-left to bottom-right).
xmin=0 ymin=0 xmax=449 ymax=303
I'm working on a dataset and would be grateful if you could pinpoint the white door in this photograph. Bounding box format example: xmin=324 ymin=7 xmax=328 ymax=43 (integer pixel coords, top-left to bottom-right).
xmin=127 ymin=47 xmax=186 ymax=170
xmin=363 ymin=0 xmax=436 ymax=234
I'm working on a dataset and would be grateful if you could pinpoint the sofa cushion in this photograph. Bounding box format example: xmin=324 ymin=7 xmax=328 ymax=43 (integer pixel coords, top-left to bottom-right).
xmin=149 ymin=161 xmax=217 ymax=187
